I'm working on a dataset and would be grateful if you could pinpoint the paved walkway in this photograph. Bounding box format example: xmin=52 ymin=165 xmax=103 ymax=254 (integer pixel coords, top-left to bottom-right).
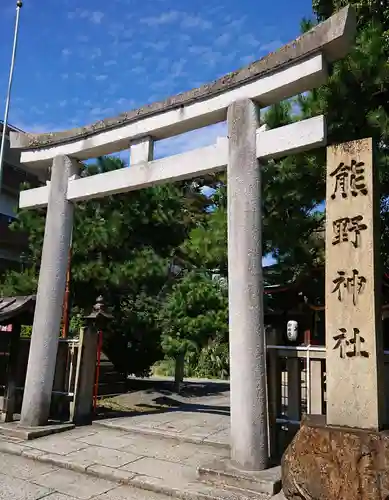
xmin=95 ymin=378 xmax=230 ymax=446
xmin=0 ymin=414 xmax=276 ymax=499
xmin=0 ymin=423 xmax=235 ymax=499
xmin=0 ymin=450 xmax=168 ymax=499
xmin=0 ymin=381 xmax=279 ymax=499
xmin=96 ymin=405 xmax=230 ymax=446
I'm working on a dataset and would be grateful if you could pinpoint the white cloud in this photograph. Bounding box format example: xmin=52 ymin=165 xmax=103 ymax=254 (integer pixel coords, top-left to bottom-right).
xmin=90 ymin=11 xmax=104 ymax=24
xmin=155 ymin=122 xmax=227 ymax=159
xmin=61 ymin=48 xmax=72 ymax=57
xmin=201 ymin=50 xmax=224 ymax=68
xmin=109 ymin=22 xmax=126 ymax=33
xmin=241 ymin=54 xmax=256 ymax=65
xmin=145 ymin=41 xmax=169 ymax=52
xmin=90 ymin=107 xmax=115 ymax=117
xmin=116 ymin=97 xmax=135 ymax=108
xmin=170 ymin=58 xmax=187 ymax=78
xmin=132 ymin=52 xmax=143 ymax=61
xmin=12 ymin=120 xmax=75 ymax=133
xmin=77 ymin=35 xmax=89 ymax=43
xmin=89 ymin=47 xmax=103 ymax=60
xmin=140 ymin=10 xmax=179 ymax=26
xmin=68 ymin=9 xmax=104 ymax=24
xmin=150 ymin=79 xmax=172 ymax=92
xmin=188 ymin=45 xmax=208 ymax=55
xmin=224 ymin=17 xmax=246 ymax=31
xmin=106 ymin=83 xmax=120 ymax=95
xmin=30 ymin=106 xmax=44 ymax=116
xmin=95 ymin=74 xmax=108 ymax=81
xmin=188 ymin=45 xmax=237 ymax=68
xmin=214 ymin=33 xmax=231 ymax=47
xmin=140 ymin=10 xmax=211 ymax=30
xmin=181 ymin=14 xmax=211 ymax=30
xmin=104 ymin=59 xmax=117 ymax=67
xmin=240 ymin=34 xmax=260 ymax=48
xmin=260 ymin=40 xmax=283 ymax=53
xmin=178 ymin=33 xmax=191 ymax=43
xmin=156 ymin=57 xmax=170 ymax=71
xmin=131 ymin=66 xmax=145 ymax=75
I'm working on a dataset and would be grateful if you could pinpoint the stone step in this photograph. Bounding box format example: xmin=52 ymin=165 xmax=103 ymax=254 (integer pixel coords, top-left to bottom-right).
xmin=198 ymin=459 xmax=282 ymax=497
xmin=0 ymin=421 xmax=74 ymax=440
xmin=93 ymin=419 xmax=229 ymax=450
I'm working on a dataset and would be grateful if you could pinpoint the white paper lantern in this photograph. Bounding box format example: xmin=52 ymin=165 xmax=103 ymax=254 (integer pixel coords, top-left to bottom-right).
xmin=287 ymin=320 xmax=298 ymax=342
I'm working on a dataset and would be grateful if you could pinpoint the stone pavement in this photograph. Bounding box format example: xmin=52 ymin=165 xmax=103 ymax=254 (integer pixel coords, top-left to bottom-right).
xmin=0 ymin=414 xmax=276 ymax=499
xmin=0 ymin=450 xmax=169 ymax=499
xmin=95 ymin=404 xmax=230 ymax=447
xmin=0 ymin=382 xmax=281 ymax=499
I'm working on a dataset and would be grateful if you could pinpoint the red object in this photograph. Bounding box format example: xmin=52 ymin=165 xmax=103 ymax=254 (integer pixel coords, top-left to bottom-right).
xmin=93 ymin=329 xmax=103 ymax=411
xmin=304 ymin=329 xmax=311 ymax=346
xmin=61 ymin=247 xmax=72 ymax=339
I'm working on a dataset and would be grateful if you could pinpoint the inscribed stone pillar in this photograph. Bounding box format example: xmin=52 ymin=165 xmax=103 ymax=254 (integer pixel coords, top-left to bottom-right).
xmin=326 ymin=138 xmax=385 ymax=429
xmin=227 ymin=98 xmax=268 ymax=471
xmin=20 ymin=155 xmax=79 ymax=427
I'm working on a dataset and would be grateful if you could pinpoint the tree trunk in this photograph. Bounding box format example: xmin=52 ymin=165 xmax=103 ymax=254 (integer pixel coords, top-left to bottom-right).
xmin=174 ymin=352 xmax=185 ymax=393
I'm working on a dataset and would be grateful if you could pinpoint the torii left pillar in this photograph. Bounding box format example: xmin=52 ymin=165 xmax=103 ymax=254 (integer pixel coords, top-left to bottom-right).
xmin=21 ymin=155 xmax=79 ymax=427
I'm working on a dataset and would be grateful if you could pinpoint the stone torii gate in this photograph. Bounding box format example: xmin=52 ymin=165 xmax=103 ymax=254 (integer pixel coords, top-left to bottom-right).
xmin=10 ymin=7 xmax=355 ymax=473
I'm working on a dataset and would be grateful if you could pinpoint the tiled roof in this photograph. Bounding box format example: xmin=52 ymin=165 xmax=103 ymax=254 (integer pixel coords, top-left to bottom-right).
xmin=0 ymin=295 xmax=35 ymax=323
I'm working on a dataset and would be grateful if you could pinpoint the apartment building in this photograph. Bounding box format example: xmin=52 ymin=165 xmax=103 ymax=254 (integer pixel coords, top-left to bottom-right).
xmin=0 ymin=121 xmax=40 ymax=271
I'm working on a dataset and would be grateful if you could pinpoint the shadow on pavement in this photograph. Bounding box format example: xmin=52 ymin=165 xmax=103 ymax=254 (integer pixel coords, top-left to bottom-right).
xmin=94 ymin=378 xmax=230 ymax=421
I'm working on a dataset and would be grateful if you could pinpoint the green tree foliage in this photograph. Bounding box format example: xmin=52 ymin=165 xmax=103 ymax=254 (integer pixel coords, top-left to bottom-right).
xmin=181 ymin=99 xmax=327 ymax=289
xmin=0 ymin=157 xmax=211 ymax=376
xmin=305 ymin=0 xmax=389 ymax=272
xmin=158 ymin=270 xmax=228 ymax=386
xmin=181 ymin=1 xmax=389 ymax=303
xmin=313 ymin=0 xmax=389 ymax=41
xmin=4 ymin=1 xmax=389 ymax=381
xmin=256 ymin=0 xmax=389 ymax=291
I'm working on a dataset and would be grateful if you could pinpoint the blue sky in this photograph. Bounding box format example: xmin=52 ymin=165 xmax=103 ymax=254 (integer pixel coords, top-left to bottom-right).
xmin=0 ymin=0 xmax=315 ymax=266
xmin=1 ymin=0 xmax=313 ymax=157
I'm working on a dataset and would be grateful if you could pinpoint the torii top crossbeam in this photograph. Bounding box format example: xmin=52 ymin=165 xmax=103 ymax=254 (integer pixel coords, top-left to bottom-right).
xmin=11 ymin=6 xmax=355 ymax=173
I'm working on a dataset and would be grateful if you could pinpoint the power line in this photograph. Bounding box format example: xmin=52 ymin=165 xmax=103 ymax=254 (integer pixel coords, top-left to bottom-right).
xmin=0 ymin=1 xmax=23 ymax=192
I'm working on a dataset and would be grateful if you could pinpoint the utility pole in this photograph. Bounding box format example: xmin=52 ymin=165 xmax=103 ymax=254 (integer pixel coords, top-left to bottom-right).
xmin=0 ymin=1 xmax=23 ymax=190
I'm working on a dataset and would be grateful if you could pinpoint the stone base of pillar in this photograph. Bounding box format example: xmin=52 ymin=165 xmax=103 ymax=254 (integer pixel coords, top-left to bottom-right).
xmin=0 ymin=421 xmax=74 ymax=440
xmin=282 ymin=415 xmax=389 ymax=499
xmin=198 ymin=458 xmax=282 ymax=496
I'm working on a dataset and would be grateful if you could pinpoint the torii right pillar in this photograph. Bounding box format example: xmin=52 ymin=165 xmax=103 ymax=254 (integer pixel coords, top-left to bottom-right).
xmin=282 ymin=138 xmax=389 ymax=500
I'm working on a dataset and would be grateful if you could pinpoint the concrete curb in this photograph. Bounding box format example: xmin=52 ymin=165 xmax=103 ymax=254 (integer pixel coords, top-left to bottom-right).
xmin=93 ymin=420 xmax=230 ymax=450
xmin=0 ymin=439 xmax=270 ymax=500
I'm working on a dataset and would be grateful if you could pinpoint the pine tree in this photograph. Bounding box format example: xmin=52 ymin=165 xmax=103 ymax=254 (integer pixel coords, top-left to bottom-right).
xmin=0 ymin=156 xmax=211 ymax=376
